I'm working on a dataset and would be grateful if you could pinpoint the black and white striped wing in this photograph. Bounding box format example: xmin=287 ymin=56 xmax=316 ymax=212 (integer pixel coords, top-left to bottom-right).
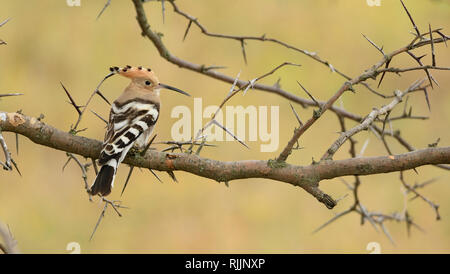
xmin=98 ymin=100 xmax=160 ymax=168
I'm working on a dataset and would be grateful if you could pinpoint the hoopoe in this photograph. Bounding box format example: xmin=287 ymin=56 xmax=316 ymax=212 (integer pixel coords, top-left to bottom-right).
xmin=89 ymin=65 xmax=190 ymax=196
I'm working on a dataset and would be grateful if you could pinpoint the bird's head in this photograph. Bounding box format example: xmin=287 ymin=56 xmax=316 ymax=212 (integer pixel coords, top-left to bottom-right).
xmin=109 ymin=66 xmax=190 ymax=96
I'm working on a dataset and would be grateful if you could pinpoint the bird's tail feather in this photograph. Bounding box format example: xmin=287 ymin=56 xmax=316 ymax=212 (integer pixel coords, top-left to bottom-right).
xmin=89 ymin=164 xmax=115 ymax=196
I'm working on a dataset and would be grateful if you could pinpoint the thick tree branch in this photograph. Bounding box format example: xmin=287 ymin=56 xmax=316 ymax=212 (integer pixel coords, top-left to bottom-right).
xmin=131 ymin=0 xmax=449 ymax=165
xmin=1 ymin=112 xmax=449 ymax=209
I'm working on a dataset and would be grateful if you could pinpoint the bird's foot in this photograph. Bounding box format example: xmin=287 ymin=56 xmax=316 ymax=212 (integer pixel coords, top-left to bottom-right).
xmin=129 ymin=146 xmax=140 ymax=156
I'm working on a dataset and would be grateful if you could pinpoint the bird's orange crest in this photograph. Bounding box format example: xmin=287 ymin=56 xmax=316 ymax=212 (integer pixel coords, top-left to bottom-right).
xmin=109 ymin=65 xmax=157 ymax=80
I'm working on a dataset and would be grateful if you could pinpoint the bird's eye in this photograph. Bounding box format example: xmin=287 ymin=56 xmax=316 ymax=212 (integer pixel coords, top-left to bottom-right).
xmin=145 ymin=80 xmax=152 ymax=86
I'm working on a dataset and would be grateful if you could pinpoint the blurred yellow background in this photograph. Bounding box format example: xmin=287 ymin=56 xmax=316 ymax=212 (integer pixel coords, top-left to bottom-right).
xmin=0 ymin=0 xmax=449 ymax=253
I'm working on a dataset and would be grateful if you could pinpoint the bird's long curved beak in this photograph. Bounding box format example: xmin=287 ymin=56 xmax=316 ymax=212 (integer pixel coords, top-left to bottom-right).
xmin=159 ymin=83 xmax=190 ymax=96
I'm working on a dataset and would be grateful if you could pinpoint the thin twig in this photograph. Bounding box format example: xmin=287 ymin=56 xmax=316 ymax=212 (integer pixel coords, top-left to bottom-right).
xmin=96 ymin=0 xmax=112 ymax=21
xmin=400 ymin=0 xmax=420 ymax=38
